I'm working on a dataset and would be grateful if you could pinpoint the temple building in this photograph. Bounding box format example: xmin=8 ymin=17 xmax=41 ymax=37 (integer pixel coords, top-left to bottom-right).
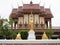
xmin=10 ymin=1 xmax=60 ymax=39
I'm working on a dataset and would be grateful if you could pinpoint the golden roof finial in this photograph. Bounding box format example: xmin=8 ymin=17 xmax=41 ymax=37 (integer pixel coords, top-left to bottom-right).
xmin=30 ymin=1 xmax=33 ymax=4
xmin=42 ymin=32 xmax=48 ymax=39
xmin=16 ymin=32 xmax=21 ymax=40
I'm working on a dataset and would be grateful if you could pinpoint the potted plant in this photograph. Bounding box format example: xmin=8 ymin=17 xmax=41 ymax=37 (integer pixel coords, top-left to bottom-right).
xmin=20 ymin=30 xmax=28 ymax=39
xmin=45 ymin=29 xmax=54 ymax=39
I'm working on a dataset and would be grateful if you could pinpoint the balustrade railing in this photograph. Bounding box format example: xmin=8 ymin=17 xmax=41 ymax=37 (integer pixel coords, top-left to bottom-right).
xmin=0 ymin=39 xmax=60 ymax=45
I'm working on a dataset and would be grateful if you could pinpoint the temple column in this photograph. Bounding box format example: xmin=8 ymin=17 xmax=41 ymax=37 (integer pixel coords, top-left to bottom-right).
xmin=49 ymin=19 xmax=52 ymax=29
xmin=11 ymin=24 xmax=13 ymax=29
xmin=17 ymin=23 xmax=19 ymax=29
xmin=46 ymin=21 xmax=48 ymax=29
xmin=14 ymin=22 xmax=16 ymax=29
xmin=47 ymin=19 xmax=52 ymax=29
xmin=48 ymin=21 xmax=50 ymax=29
xmin=16 ymin=23 xmax=18 ymax=29
xmin=45 ymin=20 xmax=48 ymax=29
xmin=17 ymin=18 xmax=19 ymax=29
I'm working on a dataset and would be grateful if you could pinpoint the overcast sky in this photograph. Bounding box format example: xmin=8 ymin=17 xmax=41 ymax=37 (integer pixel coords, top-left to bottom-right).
xmin=0 ymin=0 xmax=60 ymax=26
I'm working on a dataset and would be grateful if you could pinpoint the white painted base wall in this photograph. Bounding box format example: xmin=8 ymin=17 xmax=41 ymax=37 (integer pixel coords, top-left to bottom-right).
xmin=28 ymin=32 xmax=36 ymax=40
xmin=0 ymin=39 xmax=60 ymax=43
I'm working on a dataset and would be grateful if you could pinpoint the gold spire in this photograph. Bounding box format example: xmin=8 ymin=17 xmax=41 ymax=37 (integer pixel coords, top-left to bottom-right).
xmin=42 ymin=32 xmax=48 ymax=39
xmin=16 ymin=33 xmax=21 ymax=39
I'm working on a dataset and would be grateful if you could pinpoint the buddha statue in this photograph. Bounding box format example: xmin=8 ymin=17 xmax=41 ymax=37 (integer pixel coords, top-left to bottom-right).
xmin=29 ymin=19 xmax=34 ymax=32
xmin=42 ymin=32 xmax=48 ymax=39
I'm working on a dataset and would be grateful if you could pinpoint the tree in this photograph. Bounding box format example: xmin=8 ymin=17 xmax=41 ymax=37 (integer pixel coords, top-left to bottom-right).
xmin=0 ymin=18 xmax=8 ymax=30
xmin=0 ymin=18 xmax=11 ymax=39
xmin=45 ymin=29 xmax=54 ymax=39
xmin=8 ymin=18 xmax=14 ymax=29
xmin=2 ymin=24 xmax=10 ymax=38
xmin=0 ymin=18 xmax=17 ymax=39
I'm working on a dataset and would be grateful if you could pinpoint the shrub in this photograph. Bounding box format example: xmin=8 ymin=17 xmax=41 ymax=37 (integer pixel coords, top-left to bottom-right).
xmin=9 ymin=31 xmax=17 ymax=39
xmin=20 ymin=30 xmax=28 ymax=39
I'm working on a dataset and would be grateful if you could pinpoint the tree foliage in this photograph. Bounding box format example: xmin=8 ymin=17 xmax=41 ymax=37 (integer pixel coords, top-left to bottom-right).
xmin=45 ymin=29 xmax=54 ymax=36
xmin=0 ymin=18 xmax=17 ymax=39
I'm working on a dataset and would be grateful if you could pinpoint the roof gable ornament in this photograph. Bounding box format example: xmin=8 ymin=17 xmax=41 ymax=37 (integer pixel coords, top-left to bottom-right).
xmin=30 ymin=1 xmax=33 ymax=4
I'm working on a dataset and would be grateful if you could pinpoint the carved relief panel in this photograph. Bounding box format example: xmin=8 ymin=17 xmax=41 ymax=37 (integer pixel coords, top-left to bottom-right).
xmin=34 ymin=14 xmax=39 ymax=24
xmin=24 ymin=14 xmax=28 ymax=24
xmin=40 ymin=17 xmax=44 ymax=24
xmin=18 ymin=17 xmax=23 ymax=24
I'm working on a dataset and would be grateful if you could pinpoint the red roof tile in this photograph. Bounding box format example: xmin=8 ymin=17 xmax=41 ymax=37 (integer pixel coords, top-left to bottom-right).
xmin=17 ymin=6 xmax=22 ymax=12
xmin=12 ymin=8 xmax=17 ymax=14
xmin=23 ymin=4 xmax=40 ymax=9
xmin=10 ymin=8 xmax=18 ymax=19
xmin=10 ymin=2 xmax=53 ymax=19
xmin=44 ymin=8 xmax=53 ymax=18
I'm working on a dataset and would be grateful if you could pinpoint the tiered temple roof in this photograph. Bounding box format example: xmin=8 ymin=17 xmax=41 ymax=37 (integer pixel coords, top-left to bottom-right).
xmin=10 ymin=1 xmax=53 ymax=19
